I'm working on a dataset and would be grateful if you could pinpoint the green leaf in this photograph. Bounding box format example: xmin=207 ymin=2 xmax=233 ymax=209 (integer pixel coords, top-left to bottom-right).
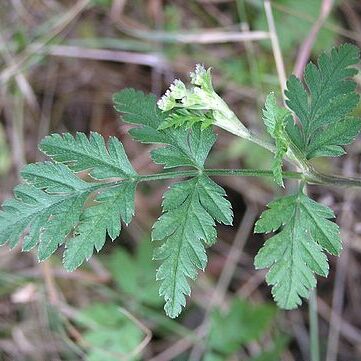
xmin=64 ymin=181 xmax=136 ymax=271
xmin=112 ymin=86 xmax=234 ymax=318
xmin=107 ymin=240 xmax=162 ymax=306
xmin=208 ymin=298 xmax=276 ymax=355
xmin=306 ymin=117 xmax=361 ymax=158
xmin=40 ymin=132 xmax=137 ymax=179
xmin=254 ymin=191 xmax=341 ymax=309
xmin=285 ymin=44 xmax=360 ymax=159
xmin=0 ymin=183 xmax=91 ymax=254
xmin=37 ymin=191 xmax=88 ymax=261
xmin=76 ymin=303 xmax=143 ymax=361
xmin=152 ymin=175 xmax=232 ymax=318
xmin=158 ymin=108 xmax=214 ymax=131
xmin=0 ymin=133 xmax=137 ymax=269
xmin=263 ymin=93 xmax=290 ymax=137
xmin=113 ymin=89 xmax=216 ymax=169
xmin=203 ymin=353 xmax=224 ymax=361
xmin=262 ymin=93 xmax=291 ymax=186
xmin=248 ymin=336 xmax=289 ymax=361
xmin=21 ymin=162 xmax=90 ymax=193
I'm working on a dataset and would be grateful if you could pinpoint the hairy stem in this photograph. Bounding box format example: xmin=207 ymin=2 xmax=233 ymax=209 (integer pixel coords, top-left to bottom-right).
xmin=96 ymin=167 xmax=361 ymax=189
xmin=308 ymin=168 xmax=361 ymax=188
xmin=136 ymin=169 xmax=304 ymax=182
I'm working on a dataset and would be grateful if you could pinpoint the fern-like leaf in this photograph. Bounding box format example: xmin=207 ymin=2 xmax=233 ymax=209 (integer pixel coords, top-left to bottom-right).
xmin=152 ymin=175 xmax=232 ymax=318
xmin=254 ymin=191 xmax=340 ymax=309
xmin=0 ymin=133 xmax=137 ymax=270
xmin=285 ymin=43 xmax=361 ymax=159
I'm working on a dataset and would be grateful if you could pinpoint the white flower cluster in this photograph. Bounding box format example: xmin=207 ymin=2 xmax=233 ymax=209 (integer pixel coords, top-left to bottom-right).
xmin=156 ymin=64 xmax=250 ymax=138
xmin=157 ymin=64 xmax=214 ymax=112
xmin=190 ymin=64 xmax=207 ymax=86
xmin=190 ymin=64 xmax=213 ymax=92
xmin=157 ymin=79 xmax=186 ymax=111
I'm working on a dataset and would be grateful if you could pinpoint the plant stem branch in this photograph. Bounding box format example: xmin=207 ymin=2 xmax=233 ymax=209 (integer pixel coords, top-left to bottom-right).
xmin=136 ymin=169 xmax=303 ymax=182
xmin=212 ymin=111 xmax=361 ymax=190
xmin=309 ymin=288 xmax=320 ymax=361
xmin=95 ymin=167 xmax=361 ymax=190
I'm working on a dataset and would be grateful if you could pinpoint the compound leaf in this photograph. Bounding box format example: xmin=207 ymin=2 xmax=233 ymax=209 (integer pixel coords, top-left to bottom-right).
xmin=263 ymin=93 xmax=290 ymax=137
xmin=255 ymin=191 xmax=340 ymax=309
xmin=152 ymin=175 xmax=232 ymax=318
xmin=0 ymin=133 xmax=137 ymax=269
xmin=158 ymin=109 xmax=214 ymax=131
xmin=285 ymin=44 xmax=361 ymax=159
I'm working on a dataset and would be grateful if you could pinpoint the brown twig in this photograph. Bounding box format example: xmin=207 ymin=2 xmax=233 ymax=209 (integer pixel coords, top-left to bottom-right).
xmin=294 ymin=0 xmax=333 ymax=77
xmin=31 ymin=44 xmax=169 ymax=69
xmin=264 ymin=0 xmax=287 ymax=96
xmin=40 ymin=261 xmax=59 ymax=305
xmin=0 ymin=29 xmax=39 ymax=112
xmin=326 ymin=159 xmax=355 ymax=361
xmin=318 ymin=296 xmax=361 ymax=345
xmin=116 ymin=18 xmax=270 ymax=44
xmin=110 ymin=0 xmax=127 ymax=22
xmin=117 ymin=307 xmax=152 ymax=359
xmin=148 ymin=325 xmax=207 ymax=361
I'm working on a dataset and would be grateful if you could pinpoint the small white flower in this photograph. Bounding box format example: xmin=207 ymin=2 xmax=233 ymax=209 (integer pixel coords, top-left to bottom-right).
xmin=169 ymin=79 xmax=186 ymax=99
xmin=190 ymin=64 xmax=207 ymax=86
xmin=157 ymin=90 xmax=176 ymax=111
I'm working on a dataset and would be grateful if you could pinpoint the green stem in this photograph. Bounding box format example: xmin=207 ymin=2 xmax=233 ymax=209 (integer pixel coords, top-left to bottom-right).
xmin=136 ymin=169 xmax=304 ymax=182
xmin=247 ymin=131 xmax=276 ymax=153
xmin=220 ymin=121 xmax=361 ymax=189
xmin=204 ymin=168 xmax=301 ymax=179
xmin=138 ymin=168 xmax=361 ymax=188
xmin=94 ymin=167 xmax=361 ymax=189
xmin=309 ymin=288 xmax=320 ymax=361
xmin=308 ymin=168 xmax=361 ymax=188
xmin=137 ymin=170 xmax=198 ymax=182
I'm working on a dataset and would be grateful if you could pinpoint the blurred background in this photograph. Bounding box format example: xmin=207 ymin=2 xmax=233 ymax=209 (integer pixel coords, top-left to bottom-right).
xmin=1 ymin=0 xmax=361 ymax=360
